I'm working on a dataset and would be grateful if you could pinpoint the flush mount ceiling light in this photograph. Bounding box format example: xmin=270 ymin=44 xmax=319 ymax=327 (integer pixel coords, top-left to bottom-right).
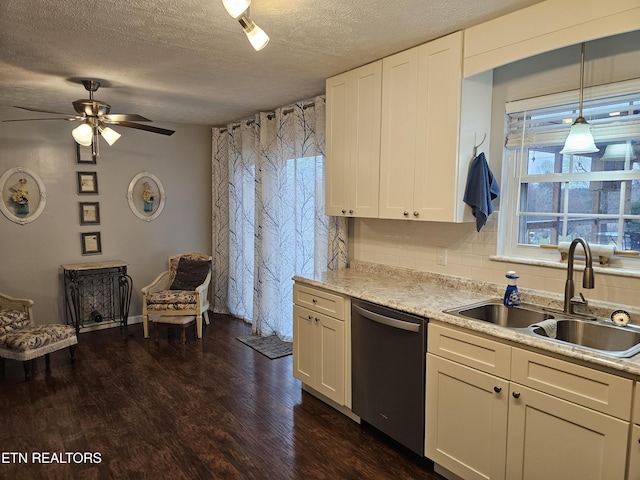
xmin=222 ymin=0 xmax=250 ymax=18
xmin=560 ymin=43 xmax=599 ymax=155
xmin=222 ymin=0 xmax=269 ymax=51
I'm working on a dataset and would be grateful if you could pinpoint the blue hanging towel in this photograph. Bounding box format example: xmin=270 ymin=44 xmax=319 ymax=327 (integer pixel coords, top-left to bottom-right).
xmin=463 ymin=152 xmax=500 ymax=232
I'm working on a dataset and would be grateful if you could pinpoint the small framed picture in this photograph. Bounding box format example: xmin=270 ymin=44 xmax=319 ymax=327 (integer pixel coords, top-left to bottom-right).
xmin=79 ymin=202 xmax=100 ymax=225
xmin=76 ymin=143 xmax=96 ymax=164
xmin=81 ymin=232 xmax=102 ymax=255
xmin=77 ymin=172 xmax=98 ymax=194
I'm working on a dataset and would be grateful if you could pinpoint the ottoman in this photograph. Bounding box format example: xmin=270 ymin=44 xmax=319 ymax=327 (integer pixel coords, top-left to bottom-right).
xmin=0 ymin=324 xmax=77 ymax=380
xmin=154 ymin=315 xmax=196 ymax=344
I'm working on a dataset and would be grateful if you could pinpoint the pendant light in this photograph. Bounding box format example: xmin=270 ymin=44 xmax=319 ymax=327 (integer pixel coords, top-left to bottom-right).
xmin=560 ymin=43 xmax=599 ymax=155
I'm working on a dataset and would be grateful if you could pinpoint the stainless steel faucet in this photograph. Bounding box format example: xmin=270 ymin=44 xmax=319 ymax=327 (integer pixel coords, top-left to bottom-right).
xmin=564 ymin=237 xmax=595 ymax=314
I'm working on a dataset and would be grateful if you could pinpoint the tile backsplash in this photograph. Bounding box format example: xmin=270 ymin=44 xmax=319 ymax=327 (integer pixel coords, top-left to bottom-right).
xmin=352 ymin=215 xmax=640 ymax=309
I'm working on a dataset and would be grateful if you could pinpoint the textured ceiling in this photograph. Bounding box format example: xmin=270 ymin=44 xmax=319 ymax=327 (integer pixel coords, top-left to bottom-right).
xmin=0 ymin=0 xmax=543 ymax=127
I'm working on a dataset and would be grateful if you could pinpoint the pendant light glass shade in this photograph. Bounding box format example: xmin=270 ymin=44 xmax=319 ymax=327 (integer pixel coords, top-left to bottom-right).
xmin=99 ymin=125 xmax=121 ymax=146
xmin=601 ymin=143 xmax=637 ymax=161
xmin=72 ymin=123 xmax=94 ymax=146
xmin=561 ymin=43 xmax=599 ymax=156
xmin=244 ymin=21 xmax=269 ymax=51
xmin=560 ymin=118 xmax=598 ymax=154
xmin=222 ymin=0 xmax=250 ymax=18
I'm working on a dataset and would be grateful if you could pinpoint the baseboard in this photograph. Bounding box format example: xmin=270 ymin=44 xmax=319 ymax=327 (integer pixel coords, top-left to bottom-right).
xmin=301 ymin=384 xmax=361 ymax=423
xmin=434 ymin=463 xmax=464 ymax=480
xmin=79 ymin=314 xmax=142 ymax=333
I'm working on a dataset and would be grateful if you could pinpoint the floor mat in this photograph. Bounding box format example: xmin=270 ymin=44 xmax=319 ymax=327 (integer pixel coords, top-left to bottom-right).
xmin=236 ymin=334 xmax=293 ymax=359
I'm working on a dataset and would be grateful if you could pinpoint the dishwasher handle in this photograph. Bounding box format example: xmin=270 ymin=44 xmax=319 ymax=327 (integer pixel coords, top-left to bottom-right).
xmin=353 ymin=304 xmax=421 ymax=333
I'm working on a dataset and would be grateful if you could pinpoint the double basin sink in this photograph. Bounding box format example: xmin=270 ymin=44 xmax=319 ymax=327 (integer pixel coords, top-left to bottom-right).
xmin=445 ymin=299 xmax=640 ymax=358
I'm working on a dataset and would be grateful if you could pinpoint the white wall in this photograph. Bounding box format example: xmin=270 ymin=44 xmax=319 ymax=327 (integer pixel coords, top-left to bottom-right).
xmin=0 ymin=106 xmax=212 ymax=324
xmin=352 ymin=30 xmax=640 ymax=308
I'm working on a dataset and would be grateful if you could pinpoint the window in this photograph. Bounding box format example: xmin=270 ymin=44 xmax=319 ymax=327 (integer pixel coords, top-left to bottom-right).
xmin=499 ymin=79 xmax=640 ymax=269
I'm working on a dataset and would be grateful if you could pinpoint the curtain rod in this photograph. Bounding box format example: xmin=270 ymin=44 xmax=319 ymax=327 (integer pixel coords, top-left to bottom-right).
xmin=218 ymin=100 xmax=318 ymax=132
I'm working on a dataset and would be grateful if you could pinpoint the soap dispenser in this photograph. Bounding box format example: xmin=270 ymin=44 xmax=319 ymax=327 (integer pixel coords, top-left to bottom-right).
xmin=503 ymin=271 xmax=521 ymax=307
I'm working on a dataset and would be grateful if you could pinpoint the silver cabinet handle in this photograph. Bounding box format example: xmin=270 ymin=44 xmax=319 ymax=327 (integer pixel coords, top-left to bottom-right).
xmin=493 ymin=386 xmax=502 ymax=393
xmin=352 ymin=304 xmax=420 ymax=332
xmin=413 ymin=211 xmax=419 ymax=217
xmin=349 ymin=209 xmax=354 ymax=214
xmin=512 ymin=392 xmax=521 ymax=399
xmin=307 ymin=315 xmax=313 ymax=320
xmin=403 ymin=211 xmax=409 ymax=217
xmin=342 ymin=209 xmax=346 ymax=214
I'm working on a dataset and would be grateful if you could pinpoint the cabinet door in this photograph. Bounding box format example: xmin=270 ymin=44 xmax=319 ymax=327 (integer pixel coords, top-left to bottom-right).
xmin=630 ymin=424 xmax=640 ymax=480
xmin=426 ymin=354 xmax=509 ymax=480
xmin=315 ymin=314 xmax=345 ymax=404
xmin=293 ymin=305 xmax=317 ymax=385
xmin=413 ymin=31 xmax=463 ymax=222
xmin=379 ymin=47 xmax=419 ymax=220
xmin=506 ymin=383 xmax=629 ymax=480
xmin=325 ymin=61 xmax=381 ymax=218
xmin=325 ymin=72 xmax=351 ymax=216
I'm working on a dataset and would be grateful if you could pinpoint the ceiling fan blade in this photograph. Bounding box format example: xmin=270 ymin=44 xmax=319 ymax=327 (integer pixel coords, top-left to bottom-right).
xmin=114 ymin=121 xmax=175 ymax=136
xmin=3 ymin=117 xmax=78 ymax=123
xmin=13 ymin=105 xmax=81 ymax=119
xmin=103 ymin=113 xmax=152 ymax=122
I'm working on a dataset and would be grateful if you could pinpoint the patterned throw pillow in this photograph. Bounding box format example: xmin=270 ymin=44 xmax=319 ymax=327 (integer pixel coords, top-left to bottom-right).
xmin=169 ymin=257 xmax=210 ymax=291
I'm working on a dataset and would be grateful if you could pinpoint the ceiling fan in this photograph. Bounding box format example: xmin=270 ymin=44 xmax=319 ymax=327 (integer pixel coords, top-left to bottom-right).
xmin=3 ymin=79 xmax=175 ymax=150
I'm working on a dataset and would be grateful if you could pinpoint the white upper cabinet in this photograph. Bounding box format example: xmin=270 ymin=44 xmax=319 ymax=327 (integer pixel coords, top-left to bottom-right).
xmin=325 ymin=31 xmax=492 ymax=223
xmin=379 ymin=31 xmax=491 ymax=222
xmin=325 ymin=61 xmax=382 ymax=218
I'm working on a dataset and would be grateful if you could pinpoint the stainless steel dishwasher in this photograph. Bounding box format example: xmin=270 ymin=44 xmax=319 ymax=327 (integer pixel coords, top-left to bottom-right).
xmin=351 ymin=299 xmax=427 ymax=456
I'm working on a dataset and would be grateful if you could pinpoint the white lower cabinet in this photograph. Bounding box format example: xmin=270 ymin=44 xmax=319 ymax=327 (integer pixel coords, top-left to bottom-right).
xmin=426 ymin=322 xmax=634 ymax=480
xmin=426 ymin=354 xmax=509 ymax=480
xmin=630 ymin=383 xmax=640 ymax=480
xmin=292 ymin=284 xmax=348 ymax=406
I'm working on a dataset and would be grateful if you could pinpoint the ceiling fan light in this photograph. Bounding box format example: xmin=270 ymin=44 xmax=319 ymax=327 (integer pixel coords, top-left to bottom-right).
xmin=222 ymin=0 xmax=250 ymax=18
xmin=72 ymin=123 xmax=94 ymax=146
xmin=560 ymin=118 xmax=599 ymax=155
xmin=242 ymin=19 xmax=269 ymax=51
xmin=99 ymin=125 xmax=121 ymax=146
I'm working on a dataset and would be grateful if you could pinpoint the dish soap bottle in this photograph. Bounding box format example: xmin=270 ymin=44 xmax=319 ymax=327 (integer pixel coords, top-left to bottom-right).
xmin=503 ymin=271 xmax=521 ymax=307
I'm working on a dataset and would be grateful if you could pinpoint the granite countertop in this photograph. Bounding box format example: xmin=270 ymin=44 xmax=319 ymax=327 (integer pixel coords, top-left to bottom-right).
xmin=294 ymin=261 xmax=640 ymax=378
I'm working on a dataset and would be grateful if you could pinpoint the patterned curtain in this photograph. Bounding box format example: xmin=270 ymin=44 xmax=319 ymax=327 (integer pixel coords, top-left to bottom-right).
xmin=212 ymin=96 xmax=348 ymax=340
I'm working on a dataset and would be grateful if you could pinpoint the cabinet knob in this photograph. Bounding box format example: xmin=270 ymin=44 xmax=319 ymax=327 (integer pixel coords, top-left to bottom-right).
xmin=512 ymin=392 xmax=521 ymax=399
xmin=312 ymin=298 xmax=317 ymax=303
xmin=342 ymin=209 xmax=346 ymax=214
xmin=493 ymin=386 xmax=502 ymax=393
xmin=349 ymin=209 xmax=354 ymax=214
xmin=413 ymin=211 xmax=419 ymax=217
xmin=307 ymin=315 xmax=313 ymax=320
xmin=315 ymin=317 xmax=320 ymax=322
xmin=403 ymin=211 xmax=409 ymax=217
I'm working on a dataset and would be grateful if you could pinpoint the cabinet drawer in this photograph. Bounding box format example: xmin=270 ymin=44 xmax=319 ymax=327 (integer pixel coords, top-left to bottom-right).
xmin=511 ymin=347 xmax=633 ymax=420
xmin=293 ymin=283 xmax=346 ymax=320
xmin=428 ymin=323 xmax=511 ymax=379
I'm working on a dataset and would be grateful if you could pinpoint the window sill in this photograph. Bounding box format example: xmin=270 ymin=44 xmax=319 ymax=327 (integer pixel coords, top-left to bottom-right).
xmin=490 ymin=254 xmax=640 ymax=279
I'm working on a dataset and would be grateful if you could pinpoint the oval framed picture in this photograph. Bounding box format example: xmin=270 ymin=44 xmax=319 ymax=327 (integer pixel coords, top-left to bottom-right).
xmin=0 ymin=166 xmax=47 ymax=225
xmin=127 ymin=172 xmax=166 ymax=221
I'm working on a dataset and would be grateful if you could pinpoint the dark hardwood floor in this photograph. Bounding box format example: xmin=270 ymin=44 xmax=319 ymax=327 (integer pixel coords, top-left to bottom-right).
xmin=0 ymin=314 xmax=443 ymax=480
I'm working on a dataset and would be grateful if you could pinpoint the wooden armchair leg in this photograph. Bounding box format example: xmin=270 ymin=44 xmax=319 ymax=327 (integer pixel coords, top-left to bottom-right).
xmin=23 ymin=360 xmax=31 ymax=381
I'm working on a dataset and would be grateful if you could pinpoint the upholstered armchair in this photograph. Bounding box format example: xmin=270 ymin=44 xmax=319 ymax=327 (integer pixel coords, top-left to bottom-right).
xmin=141 ymin=252 xmax=212 ymax=339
